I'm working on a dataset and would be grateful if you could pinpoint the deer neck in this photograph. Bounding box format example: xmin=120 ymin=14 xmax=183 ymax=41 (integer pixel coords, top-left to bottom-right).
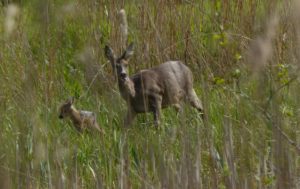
xmin=118 ymin=77 xmax=136 ymax=99
xmin=69 ymin=106 xmax=82 ymax=125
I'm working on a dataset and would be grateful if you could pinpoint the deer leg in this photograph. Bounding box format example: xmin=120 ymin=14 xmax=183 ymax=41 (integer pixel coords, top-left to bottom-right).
xmin=153 ymin=96 xmax=162 ymax=128
xmin=74 ymin=124 xmax=83 ymax=133
xmin=174 ymin=103 xmax=182 ymax=114
xmin=91 ymin=114 xmax=104 ymax=134
xmin=94 ymin=122 xmax=104 ymax=134
xmin=188 ymin=89 xmax=204 ymax=118
xmin=124 ymin=108 xmax=136 ymax=128
xmin=172 ymin=92 xmax=183 ymax=116
xmin=153 ymin=108 xmax=161 ymax=127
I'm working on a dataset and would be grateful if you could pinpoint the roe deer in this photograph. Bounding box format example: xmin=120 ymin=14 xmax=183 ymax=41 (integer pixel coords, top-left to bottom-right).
xmin=104 ymin=43 xmax=204 ymax=127
xmin=58 ymin=97 xmax=103 ymax=134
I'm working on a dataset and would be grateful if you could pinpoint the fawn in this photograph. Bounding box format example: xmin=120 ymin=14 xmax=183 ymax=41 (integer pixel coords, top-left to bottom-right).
xmin=104 ymin=43 xmax=204 ymax=127
xmin=58 ymin=97 xmax=103 ymax=134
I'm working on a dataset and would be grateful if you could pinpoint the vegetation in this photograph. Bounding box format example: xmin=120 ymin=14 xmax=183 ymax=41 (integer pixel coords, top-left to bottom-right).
xmin=0 ymin=0 xmax=299 ymax=188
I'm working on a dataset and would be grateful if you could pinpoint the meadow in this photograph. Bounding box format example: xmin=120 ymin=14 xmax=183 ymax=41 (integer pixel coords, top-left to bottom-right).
xmin=0 ymin=0 xmax=300 ymax=188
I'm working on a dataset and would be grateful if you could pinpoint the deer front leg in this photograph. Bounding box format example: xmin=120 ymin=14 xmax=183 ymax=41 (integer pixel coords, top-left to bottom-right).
xmin=124 ymin=108 xmax=136 ymax=128
xmin=74 ymin=123 xmax=83 ymax=133
xmin=153 ymin=95 xmax=162 ymax=128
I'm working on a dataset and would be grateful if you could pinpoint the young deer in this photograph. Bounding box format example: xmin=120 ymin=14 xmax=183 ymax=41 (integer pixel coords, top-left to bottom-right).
xmin=104 ymin=43 xmax=204 ymax=127
xmin=58 ymin=98 xmax=103 ymax=134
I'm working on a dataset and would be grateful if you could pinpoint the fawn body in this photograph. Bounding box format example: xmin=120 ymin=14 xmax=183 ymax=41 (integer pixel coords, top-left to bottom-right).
xmin=104 ymin=43 xmax=204 ymax=127
xmin=58 ymin=98 xmax=103 ymax=133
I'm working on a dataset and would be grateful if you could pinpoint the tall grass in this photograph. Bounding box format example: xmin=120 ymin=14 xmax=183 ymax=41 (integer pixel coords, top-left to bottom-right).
xmin=0 ymin=0 xmax=300 ymax=188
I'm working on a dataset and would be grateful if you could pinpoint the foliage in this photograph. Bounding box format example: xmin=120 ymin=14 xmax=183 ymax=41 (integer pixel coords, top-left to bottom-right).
xmin=0 ymin=0 xmax=299 ymax=188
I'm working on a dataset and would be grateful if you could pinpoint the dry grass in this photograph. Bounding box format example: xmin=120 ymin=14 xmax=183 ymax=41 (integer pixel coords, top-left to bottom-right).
xmin=0 ymin=0 xmax=300 ymax=188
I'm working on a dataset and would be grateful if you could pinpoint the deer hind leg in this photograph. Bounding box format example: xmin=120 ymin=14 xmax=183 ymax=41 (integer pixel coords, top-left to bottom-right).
xmin=188 ymin=89 xmax=204 ymax=116
xmin=94 ymin=122 xmax=103 ymax=133
xmin=173 ymin=103 xmax=182 ymax=113
xmin=172 ymin=90 xmax=184 ymax=115
xmin=91 ymin=116 xmax=104 ymax=134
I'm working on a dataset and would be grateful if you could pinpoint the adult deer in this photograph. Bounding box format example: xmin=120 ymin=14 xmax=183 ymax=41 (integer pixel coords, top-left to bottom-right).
xmin=104 ymin=43 xmax=204 ymax=127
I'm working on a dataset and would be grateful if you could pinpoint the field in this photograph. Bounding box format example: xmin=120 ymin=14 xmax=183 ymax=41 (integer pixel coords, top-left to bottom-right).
xmin=0 ymin=0 xmax=300 ymax=188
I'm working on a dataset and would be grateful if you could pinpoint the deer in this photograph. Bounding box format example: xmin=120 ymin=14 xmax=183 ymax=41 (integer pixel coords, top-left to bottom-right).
xmin=104 ymin=43 xmax=204 ymax=128
xmin=58 ymin=97 xmax=104 ymax=134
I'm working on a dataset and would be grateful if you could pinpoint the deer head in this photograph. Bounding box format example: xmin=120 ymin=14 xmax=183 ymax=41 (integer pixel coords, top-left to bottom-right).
xmin=58 ymin=97 xmax=75 ymax=119
xmin=104 ymin=43 xmax=135 ymax=97
xmin=104 ymin=43 xmax=134 ymax=81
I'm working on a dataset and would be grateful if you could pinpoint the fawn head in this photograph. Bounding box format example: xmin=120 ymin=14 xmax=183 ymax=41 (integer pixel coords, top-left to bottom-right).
xmin=104 ymin=43 xmax=134 ymax=81
xmin=58 ymin=97 xmax=74 ymax=119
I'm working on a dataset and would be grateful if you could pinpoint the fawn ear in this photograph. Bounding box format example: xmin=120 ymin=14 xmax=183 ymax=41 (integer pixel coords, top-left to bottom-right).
xmin=70 ymin=97 xmax=75 ymax=104
xmin=104 ymin=45 xmax=115 ymax=63
xmin=66 ymin=97 xmax=74 ymax=105
xmin=121 ymin=43 xmax=134 ymax=61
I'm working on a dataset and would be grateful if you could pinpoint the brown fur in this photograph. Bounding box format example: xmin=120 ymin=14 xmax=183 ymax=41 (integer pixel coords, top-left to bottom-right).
xmin=58 ymin=98 xmax=104 ymax=134
xmin=105 ymin=43 xmax=204 ymax=127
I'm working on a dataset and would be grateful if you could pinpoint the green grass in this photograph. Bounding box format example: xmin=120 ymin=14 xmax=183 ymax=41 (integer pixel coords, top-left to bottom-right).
xmin=0 ymin=0 xmax=300 ymax=188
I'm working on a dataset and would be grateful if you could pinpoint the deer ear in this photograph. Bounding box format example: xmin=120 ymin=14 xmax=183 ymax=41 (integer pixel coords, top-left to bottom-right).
xmin=104 ymin=45 xmax=115 ymax=62
xmin=70 ymin=97 xmax=75 ymax=104
xmin=66 ymin=97 xmax=74 ymax=105
xmin=121 ymin=43 xmax=134 ymax=60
